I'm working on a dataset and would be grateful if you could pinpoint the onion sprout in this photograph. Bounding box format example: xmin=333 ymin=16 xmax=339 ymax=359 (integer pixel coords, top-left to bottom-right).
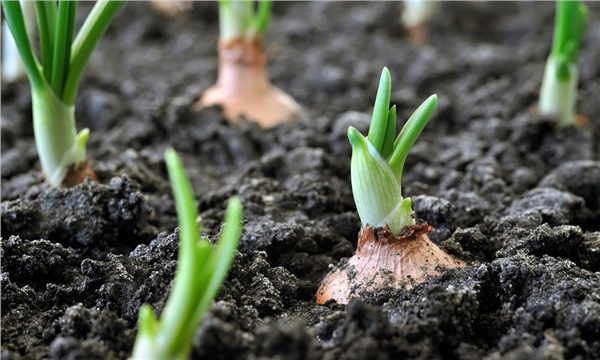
xmin=198 ymin=0 xmax=303 ymax=128
xmin=219 ymin=0 xmax=271 ymax=42
xmin=539 ymin=0 xmax=587 ymax=127
xmin=131 ymin=149 xmax=242 ymax=360
xmin=1 ymin=0 xmax=124 ymax=186
xmin=349 ymin=68 xmax=437 ymax=235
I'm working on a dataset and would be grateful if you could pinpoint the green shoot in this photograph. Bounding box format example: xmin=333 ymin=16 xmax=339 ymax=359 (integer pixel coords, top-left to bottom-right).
xmin=2 ymin=1 xmax=36 ymax=82
xmin=1 ymin=0 xmax=124 ymax=186
xmin=349 ymin=67 xmax=437 ymax=235
xmin=366 ymin=68 xmax=392 ymax=154
xmin=539 ymin=0 xmax=587 ymax=127
xmin=200 ymin=0 xmax=303 ymax=127
xmin=218 ymin=0 xmax=272 ymax=42
xmin=131 ymin=148 xmax=242 ymax=360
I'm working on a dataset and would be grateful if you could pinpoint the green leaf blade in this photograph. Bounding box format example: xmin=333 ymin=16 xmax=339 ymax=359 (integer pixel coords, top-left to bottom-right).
xmin=191 ymin=197 xmax=242 ymax=331
xmin=553 ymin=0 xmax=587 ymax=63
xmin=254 ymin=0 xmax=272 ymax=36
xmin=158 ymin=148 xmax=202 ymax=356
xmin=367 ymin=67 xmax=392 ymax=153
xmin=34 ymin=1 xmax=57 ymax=81
xmin=388 ymin=94 xmax=437 ymax=183
xmin=381 ymin=105 xmax=397 ymax=160
xmin=51 ymin=0 xmax=77 ymax=97
xmin=2 ymin=0 xmax=43 ymax=89
xmin=63 ymin=0 xmax=125 ymax=105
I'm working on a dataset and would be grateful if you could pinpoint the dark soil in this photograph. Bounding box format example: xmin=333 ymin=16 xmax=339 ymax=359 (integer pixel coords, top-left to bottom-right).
xmin=2 ymin=2 xmax=599 ymax=359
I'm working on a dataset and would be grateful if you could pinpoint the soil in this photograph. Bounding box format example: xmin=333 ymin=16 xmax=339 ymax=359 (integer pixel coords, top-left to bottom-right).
xmin=1 ymin=2 xmax=599 ymax=359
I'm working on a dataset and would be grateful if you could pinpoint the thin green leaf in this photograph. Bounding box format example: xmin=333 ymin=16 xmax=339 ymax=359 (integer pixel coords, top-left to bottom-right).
xmin=381 ymin=105 xmax=397 ymax=159
xmin=186 ymin=197 xmax=242 ymax=348
xmin=194 ymin=239 xmax=212 ymax=278
xmin=1 ymin=0 xmax=43 ymax=88
xmin=51 ymin=0 xmax=77 ymax=97
xmin=254 ymin=0 xmax=272 ymax=36
xmin=159 ymin=148 xmax=202 ymax=356
xmin=367 ymin=67 xmax=392 ymax=153
xmin=34 ymin=1 xmax=57 ymax=80
xmin=552 ymin=1 xmax=587 ymax=63
xmin=63 ymin=0 xmax=124 ymax=105
xmin=388 ymin=94 xmax=437 ymax=183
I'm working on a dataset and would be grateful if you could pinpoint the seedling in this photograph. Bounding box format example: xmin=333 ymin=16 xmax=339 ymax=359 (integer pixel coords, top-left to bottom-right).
xmin=131 ymin=149 xmax=242 ymax=360
xmin=317 ymin=68 xmax=464 ymax=304
xmin=401 ymin=0 xmax=439 ymax=45
xmin=196 ymin=0 xmax=303 ymax=128
xmin=1 ymin=0 xmax=124 ymax=186
xmin=539 ymin=0 xmax=587 ymax=127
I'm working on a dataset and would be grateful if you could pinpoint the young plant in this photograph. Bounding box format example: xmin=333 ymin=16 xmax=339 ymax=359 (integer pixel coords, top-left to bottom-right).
xmin=131 ymin=148 xmax=242 ymax=360
xmin=539 ymin=0 xmax=587 ymax=127
xmin=401 ymin=0 xmax=439 ymax=45
xmin=1 ymin=0 xmax=124 ymax=186
xmin=196 ymin=0 xmax=304 ymax=128
xmin=317 ymin=68 xmax=464 ymax=305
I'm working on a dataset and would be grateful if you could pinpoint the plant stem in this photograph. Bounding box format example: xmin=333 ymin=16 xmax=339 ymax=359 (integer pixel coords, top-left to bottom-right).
xmin=539 ymin=57 xmax=578 ymax=127
xmin=219 ymin=0 xmax=253 ymax=41
xmin=539 ymin=0 xmax=587 ymax=127
xmin=32 ymin=81 xmax=89 ymax=186
xmin=218 ymin=0 xmax=272 ymax=41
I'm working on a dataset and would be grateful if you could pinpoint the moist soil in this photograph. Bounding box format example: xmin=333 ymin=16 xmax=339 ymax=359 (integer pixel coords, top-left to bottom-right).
xmin=2 ymin=2 xmax=599 ymax=359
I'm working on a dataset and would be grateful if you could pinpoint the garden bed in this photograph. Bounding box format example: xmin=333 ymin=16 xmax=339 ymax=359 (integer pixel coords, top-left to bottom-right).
xmin=2 ymin=2 xmax=599 ymax=359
